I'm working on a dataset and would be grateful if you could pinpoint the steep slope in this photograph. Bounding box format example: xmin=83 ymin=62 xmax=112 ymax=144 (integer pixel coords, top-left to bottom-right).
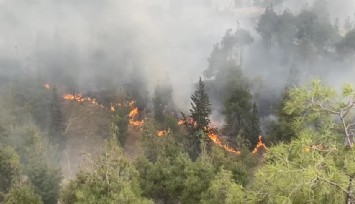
xmin=61 ymin=101 xmax=112 ymax=178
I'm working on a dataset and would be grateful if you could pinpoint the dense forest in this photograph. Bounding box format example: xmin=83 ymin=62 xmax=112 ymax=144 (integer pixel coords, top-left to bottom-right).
xmin=1 ymin=0 xmax=355 ymax=203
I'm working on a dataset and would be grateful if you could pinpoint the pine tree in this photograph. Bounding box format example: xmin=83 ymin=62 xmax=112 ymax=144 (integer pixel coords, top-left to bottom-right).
xmin=267 ymin=89 xmax=297 ymax=144
xmin=183 ymin=77 xmax=211 ymax=159
xmin=223 ymin=86 xmax=260 ymax=148
xmin=190 ymin=78 xmax=211 ymax=132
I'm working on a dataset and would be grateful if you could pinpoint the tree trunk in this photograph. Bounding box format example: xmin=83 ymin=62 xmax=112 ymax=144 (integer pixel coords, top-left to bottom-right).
xmin=346 ymin=176 xmax=354 ymax=204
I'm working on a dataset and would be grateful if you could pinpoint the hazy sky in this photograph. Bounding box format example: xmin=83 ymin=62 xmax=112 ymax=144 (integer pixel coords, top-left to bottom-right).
xmin=0 ymin=0 xmax=354 ymax=108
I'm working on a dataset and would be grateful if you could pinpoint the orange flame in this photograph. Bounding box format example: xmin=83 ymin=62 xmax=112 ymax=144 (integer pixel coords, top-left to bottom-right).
xmin=208 ymin=131 xmax=241 ymax=155
xmin=62 ymin=94 xmax=106 ymax=109
xmin=63 ymin=94 xmax=98 ymax=105
xmin=43 ymin=84 xmax=125 ymax=112
xmin=129 ymin=101 xmax=144 ymax=127
xmin=252 ymin=136 xmax=268 ymax=154
xmin=178 ymin=119 xmax=185 ymax=126
xmin=178 ymin=118 xmax=240 ymax=154
xmin=157 ymin=130 xmax=169 ymax=137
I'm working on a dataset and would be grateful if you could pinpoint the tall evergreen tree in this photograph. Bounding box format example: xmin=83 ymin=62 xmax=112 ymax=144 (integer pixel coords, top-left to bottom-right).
xmin=223 ymin=87 xmax=261 ymax=148
xmin=182 ymin=77 xmax=211 ymax=159
xmin=267 ymin=89 xmax=297 ymax=144
xmin=190 ymin=78 xmax=211 ymax=131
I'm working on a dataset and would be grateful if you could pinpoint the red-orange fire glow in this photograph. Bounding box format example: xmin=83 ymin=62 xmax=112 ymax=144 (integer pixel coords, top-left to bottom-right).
xmin=129 ymin=101 xmax=144 ymax=127
xmin=63 ymin=94 xmax=98 ymax=105
xmin=178 ymin=119 xmax=185 ymax=126
xmin=157 ymin=130 xmax=169 ymax=137
xmin=178 ymin=118 xmax=240 ymax=154
xmin=208 ymin=131 xmax=241 ymax=155
xmin=252 ymin=136 xmax=268 ymax=154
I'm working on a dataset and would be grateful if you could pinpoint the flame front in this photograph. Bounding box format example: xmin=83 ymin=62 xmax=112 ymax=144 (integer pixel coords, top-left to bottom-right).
xmin=252 ymin=136 xmax=268 ymax=154
xmin=44 ymin=83 xmax=51 ymax=89
xmin=178 ymin=118 xmax=240 ymax=155
xmin=129 ymin=101 xmax=144 ymax=127
xmin=63 ymin=94 xmax=98 ymax=105
xmin=207 ymin=131 xmax=241 ymax=155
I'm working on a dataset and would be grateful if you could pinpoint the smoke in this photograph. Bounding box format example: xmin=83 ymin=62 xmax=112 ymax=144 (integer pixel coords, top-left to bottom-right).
xmin=0 ymin=0 xmax=240 ymax=108
xmin=0 ymin=0 xmax=354 ymax=110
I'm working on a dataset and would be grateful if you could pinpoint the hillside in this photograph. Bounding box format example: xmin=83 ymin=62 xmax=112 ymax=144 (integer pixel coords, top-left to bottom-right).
xmin=61 ymin=101 xmax=111 ymax=178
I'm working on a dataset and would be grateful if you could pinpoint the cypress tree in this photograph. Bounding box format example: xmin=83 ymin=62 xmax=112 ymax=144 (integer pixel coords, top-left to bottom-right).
xmin=183 ymin=77 xmax=211 ymax=159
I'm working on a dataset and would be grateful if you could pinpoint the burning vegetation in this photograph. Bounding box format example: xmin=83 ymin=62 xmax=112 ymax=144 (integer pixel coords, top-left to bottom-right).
xmin=43 ymin=83 xmax=267 ymax=156
xmin=252 ymin=136 xmax=268 ymax=154
xmin=157 ymin=130 xmax=169 ymax=137
xmin=178 ymin=117 xmax=242 ymax=155
xmin=128 ymin=101 xmax=144 ymax=127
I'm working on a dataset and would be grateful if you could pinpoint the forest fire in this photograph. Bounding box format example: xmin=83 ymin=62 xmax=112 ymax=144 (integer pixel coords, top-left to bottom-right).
xmin=178 ymin=119 xmax=185 ymax=126
xmin=252 ymin=136 xmax=268 ymax=154
xmin=63 ymin=94 xmax=99 ymax=105
xmin=208 ymin=131 xmax=241 ymax=155
xmin=157 ymin=130 xmax=169 ymax=137
xmin=128 ymin=101 xmax=144 ymax=127
xmin=178 ymin=118 xmax=240 ymax=154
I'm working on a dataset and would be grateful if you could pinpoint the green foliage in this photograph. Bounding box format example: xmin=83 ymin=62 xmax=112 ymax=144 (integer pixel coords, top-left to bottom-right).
xmin=61 ymin=137 xmax=152 ymax=204
xmin=180 ymin=153 xmax=216 ymax=204
xmin=0 ymin=146 xmax=20 ymax=193
xmin=4 ymin=183 xmax=43 ymax=204
xmin=139 ymin=119 xmax=183 ymax=162
xmin=284 ymin=80 xmax=355 ymax=146
xmin=113 ymin=103 xmax=129 ymax=146
xmin=136 ymin=153 xmax=192 ymax=203
xmin=137 ymin=120 xmax=191 ymax=203
xmin=209 ymin=144 xmax=257 ymax=186
xmin=183 ymin=77 xmax=211 ymax=159
xmin=223 ymin=86 xmax=261 ymax=147
xmin=23 ymin=129 xmax=62 ymax=204
xmin=252 ymin=130 xmax=350 ymax=203
xmin=267 ymin=89 xmax=298 ymax=144
xmin=189 ymin=78 xmax=212 ymax=132
xmin=200 ymin=169 xmax=251 ymax=204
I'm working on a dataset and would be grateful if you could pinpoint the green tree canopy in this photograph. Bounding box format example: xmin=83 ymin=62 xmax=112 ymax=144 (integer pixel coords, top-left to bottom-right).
xmin=61 ymin=137 xmax=152 ymax=204
xmin=182 ymin=77 xmax=211 ymax=159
